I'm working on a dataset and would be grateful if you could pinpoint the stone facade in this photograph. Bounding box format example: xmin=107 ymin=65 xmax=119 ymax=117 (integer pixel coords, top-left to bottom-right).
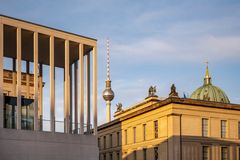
xmin=0 ymin=128 xmax=98 ymax=160
xmin=98 ymin=97 xmax=240 ymax=160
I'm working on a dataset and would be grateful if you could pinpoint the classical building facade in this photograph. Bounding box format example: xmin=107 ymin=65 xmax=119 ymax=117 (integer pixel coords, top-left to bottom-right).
xmin=98 ymin=66 xmax=240 ymax=160
xmin=0 ymin=15 xmax=98 ymax=160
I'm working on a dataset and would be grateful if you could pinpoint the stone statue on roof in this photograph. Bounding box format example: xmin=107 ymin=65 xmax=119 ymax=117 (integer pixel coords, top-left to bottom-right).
xmin=148 ymin=86 xmax=157 ymax=97
xmin=116 ymin=103 xmax=123 ymax=112
xmin=169 ymin=84 xmax=179 ymax=97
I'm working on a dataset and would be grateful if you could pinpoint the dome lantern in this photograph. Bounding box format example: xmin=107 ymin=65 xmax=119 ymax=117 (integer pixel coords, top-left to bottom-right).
xmin=190 ymin=63 xmax=230 ymax=103
xmin=204 ymin=61 xmax=212 ymax=85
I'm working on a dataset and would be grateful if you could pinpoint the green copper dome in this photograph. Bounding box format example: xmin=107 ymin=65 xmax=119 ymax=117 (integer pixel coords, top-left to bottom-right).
xmin=190 ymin=64 xmax=230 ymax=103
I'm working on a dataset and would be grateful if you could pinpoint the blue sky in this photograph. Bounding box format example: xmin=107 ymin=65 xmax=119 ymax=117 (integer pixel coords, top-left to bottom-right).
xmin=1 ymin=0 xmax=240 ymax=125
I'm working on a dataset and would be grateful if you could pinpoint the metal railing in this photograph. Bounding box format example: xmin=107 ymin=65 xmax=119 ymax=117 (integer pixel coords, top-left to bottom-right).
xmin=39 ymin=118 xmax=93 ymax=134
xmin=4 ymin=115 xmax=93 ymax=135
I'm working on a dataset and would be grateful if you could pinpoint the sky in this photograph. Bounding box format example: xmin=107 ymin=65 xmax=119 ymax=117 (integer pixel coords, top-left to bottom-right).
xmin=1 ymin=0 xmax=240 ymax=125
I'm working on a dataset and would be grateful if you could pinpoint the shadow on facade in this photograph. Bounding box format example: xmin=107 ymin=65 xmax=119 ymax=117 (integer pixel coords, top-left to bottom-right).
xmin=121 ymin=135 xmax=239 ymax=160
xmin=99 ymin=123 xmax=240 ymax=160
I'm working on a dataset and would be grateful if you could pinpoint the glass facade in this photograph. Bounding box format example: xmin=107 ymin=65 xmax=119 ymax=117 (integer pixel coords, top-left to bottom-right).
xmin=4 ymin=96 xmax=34 ymax=130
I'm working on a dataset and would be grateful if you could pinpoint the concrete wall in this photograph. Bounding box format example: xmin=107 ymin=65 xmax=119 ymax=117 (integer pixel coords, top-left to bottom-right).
xmin=0 ymin=128 xmax=98 ymax=160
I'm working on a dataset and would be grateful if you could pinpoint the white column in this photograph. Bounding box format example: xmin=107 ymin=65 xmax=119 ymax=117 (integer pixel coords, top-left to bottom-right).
xmin=33 ymin=32 xmax=39 ymax=131
xmin=0 ymin=23 xmax=3 ymax=128
xmin=74 ymin=62 xmax=78 ymax=133
xmin=86 ymin=53 xmax=91 ymax=134
xmin=64 ymin=40 xmax=70 ymax=133
xmin=70 ymin=65 xmax=73 ymax=133
xmin=93 ymin=46 xmax=98 ymax=135
xmin=79 ymin=43 xmax=84 ymax=134
xmin=50 ymin=35 xmax=55 ymax=132
xmin=16 ymin=27 xmax=22 ymax=130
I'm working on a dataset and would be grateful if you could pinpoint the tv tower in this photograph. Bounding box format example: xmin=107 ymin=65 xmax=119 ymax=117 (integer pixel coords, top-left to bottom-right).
xmin=103 ymin=39 xmax=115 ymax=122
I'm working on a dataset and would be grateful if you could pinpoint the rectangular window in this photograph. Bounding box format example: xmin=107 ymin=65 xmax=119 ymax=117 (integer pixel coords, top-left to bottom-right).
xmin=154 ymin=147 xmax=158 ymax=160
xmin=117 ymin=132 xmax=120 ymax=146
xmin=203 ymin=146 xmax=209 ymax=160
xmin=238 ymin=147 xmax=240 ymax=160
xmin=133 ymin=151 xmax=137 ymax=160
xmin=98 ymin=138 xmax=100 ymax=149
xmin=221 ymin=120 xmax=227 ymax=138
xmin=125 ymin=129 xmax=128 ymax=145
xmin=110 ymin=134 xmax=112 ymax=148
xmin=238 ymin=122 xmax=240 ymax=139
xmin=103 ymin=154 xmax=106 ymax=160
xmin=154 ymin=120 xmax=158 ymax=138
xmin=202 ymin=118 xmax=209 ymax=137
xmin=143 ymin=148 xmax=147 ymax=160
xmin=124 ymin=152 xmax=128 ymax=160
xmin=125 ymin=152 xmax=128 ymax=160
xmin=133 ymin=127 xmax=136 ymax=143
xmin=221 ymin=147 xmax=228 ymax=160
xmin=110 ymin=152 xmax=113 ymax=160
xmin=116 ymin=152 xmax=120 ymax=160
xmin=143 ymin=124 xmax=146 ymax=141
xmin=103 ymin=136 xmax=106 ymax=149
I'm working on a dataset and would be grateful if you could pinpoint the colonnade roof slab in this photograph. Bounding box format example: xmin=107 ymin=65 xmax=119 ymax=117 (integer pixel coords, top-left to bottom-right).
xmin=1 ymin=14 xmax=97 ymax=68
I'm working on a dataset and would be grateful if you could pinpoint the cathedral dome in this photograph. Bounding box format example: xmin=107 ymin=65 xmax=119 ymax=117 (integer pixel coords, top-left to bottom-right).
xmin=190 ymin=65 xmax=230 ymax=103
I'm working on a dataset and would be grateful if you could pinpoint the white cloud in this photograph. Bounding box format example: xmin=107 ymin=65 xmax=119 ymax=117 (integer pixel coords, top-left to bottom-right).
xmin=204 ymin=36 xmax=240 ymax=54
xmin=111 ymin=35 xmax=240 ymax=64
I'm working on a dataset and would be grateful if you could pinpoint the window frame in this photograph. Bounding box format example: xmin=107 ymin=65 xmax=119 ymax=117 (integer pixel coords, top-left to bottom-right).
xmin=238 ymin=122 xmax=240 ymax=139
xmin=109 ymin=134 xmax=113 ymax=148
xmin=202 ymin=146 xmax=210 ymax=160
xmin=143 ymin=148 xmax=147 ymax=160
xmin=202 ymin=118 xmax=209 ymax=137
xmin=133 ymin=127 xmax=136 ymax=143
xmin=109 ymin=152 xmax=113 ymax=160
xmin=117 ymin=132 xmax=120 ymax=146
xmin=125 ymin=129 xmax=128 ymax=145
xmin=103 ymin=136 xmax=106 ymax=149
xmin=143 ymin=124 xmax=146 ymax=141
xmin=98 ymin=137 xmax=101 ymax=149
xmin=133 ymin=150 xmax=137 ymax=160
xmin=154 ymin=120 xmax=158 ymax=138
xmin=154 ymin=146 xmax=158 ymax=160
xmin=221 ymin=120 xmax=227 ymax=138
xmin=221 ymin=146 xmax=229 ymax=160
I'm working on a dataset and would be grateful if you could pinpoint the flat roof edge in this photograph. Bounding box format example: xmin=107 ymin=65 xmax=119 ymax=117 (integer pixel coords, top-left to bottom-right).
xmin=0 ymin=14 xmax=97 ymax=41
xmin=99 ymin=98 xmax=240 ymax=128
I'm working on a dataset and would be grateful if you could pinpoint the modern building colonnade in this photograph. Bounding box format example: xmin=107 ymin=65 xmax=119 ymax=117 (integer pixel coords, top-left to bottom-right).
xmin=0 ymin=15 xmax=98 ymax=135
